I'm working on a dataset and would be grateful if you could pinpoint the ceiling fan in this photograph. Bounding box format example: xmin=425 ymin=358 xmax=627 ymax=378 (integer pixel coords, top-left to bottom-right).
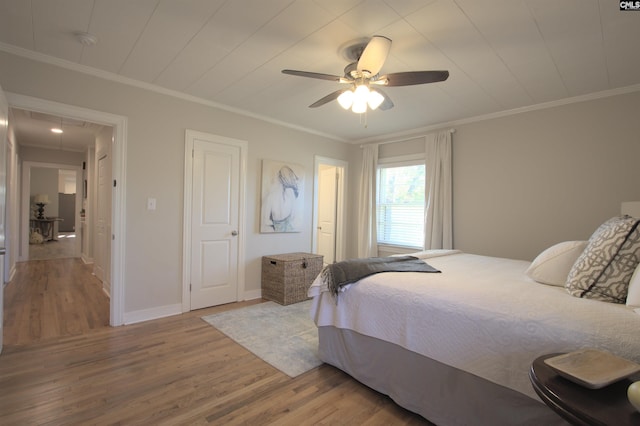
xmin=282 ymin=36 xmax=449 ymax=114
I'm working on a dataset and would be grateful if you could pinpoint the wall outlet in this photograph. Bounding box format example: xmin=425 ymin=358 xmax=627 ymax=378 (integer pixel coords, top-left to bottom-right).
xmin=147 ymin=198 xmax=156 ymax=210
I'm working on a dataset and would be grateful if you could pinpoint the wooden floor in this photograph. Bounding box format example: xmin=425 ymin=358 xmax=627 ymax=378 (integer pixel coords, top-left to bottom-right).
xmin=3 ymin=258 xmax=110 ymax=345
xmin=1 ymin=259 xmax=431 ymax=425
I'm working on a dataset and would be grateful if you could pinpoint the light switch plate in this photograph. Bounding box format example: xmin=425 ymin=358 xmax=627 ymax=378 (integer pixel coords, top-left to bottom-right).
xmin=147 ymin=198 xmax=156 ymax=210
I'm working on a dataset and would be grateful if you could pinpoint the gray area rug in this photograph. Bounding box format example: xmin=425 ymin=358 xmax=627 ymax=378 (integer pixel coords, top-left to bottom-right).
xmin=201 ymin=300 xmax=322 ymax=378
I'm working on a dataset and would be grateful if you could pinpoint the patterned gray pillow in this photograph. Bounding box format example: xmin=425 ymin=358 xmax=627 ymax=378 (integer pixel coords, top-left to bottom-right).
xmin=566 ymin=216 xmax=640 ymax=303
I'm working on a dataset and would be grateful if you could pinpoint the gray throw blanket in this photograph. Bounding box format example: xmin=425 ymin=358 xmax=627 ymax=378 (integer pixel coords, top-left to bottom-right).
xmin=321 ymin=255 xmax=440 ymax=298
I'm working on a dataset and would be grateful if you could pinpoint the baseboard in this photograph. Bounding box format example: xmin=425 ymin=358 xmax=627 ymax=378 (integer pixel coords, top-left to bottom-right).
xmin=243 ymin=289 xmax=262 ymax=301
xmin=123 ymin=303 xmax=182 ymax=325
xmin=124 ymin=292 xmax=261 ymax=325
xmin=81 ymin=254 xmax=94 ymax=264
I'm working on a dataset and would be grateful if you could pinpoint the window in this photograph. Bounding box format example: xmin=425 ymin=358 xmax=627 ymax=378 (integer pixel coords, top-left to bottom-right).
xmin=376 ymin=159 xmax=425 ymax=249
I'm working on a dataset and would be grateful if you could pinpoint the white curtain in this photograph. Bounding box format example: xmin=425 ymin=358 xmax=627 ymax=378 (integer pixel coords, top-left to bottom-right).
xmin=424 ymin=131 xmax=453 ymax=249
xmin=357 ymin=144 xmax=379 ymax=257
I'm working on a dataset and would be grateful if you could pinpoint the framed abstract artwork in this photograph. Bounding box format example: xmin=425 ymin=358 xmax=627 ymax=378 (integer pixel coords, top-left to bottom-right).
xmin=260 ymin=160 xmax=304 ymax=233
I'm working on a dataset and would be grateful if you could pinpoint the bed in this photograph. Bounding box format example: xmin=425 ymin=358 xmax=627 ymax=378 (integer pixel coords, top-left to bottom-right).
xmin=308 ymin=216 xmax=640 ymax=425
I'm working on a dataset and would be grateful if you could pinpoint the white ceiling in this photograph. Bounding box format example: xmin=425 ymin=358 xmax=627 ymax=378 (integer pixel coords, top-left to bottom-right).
xmin=10 ymin=108 xmax=104 ymax=152
xmin=1 ymin=0 xmax=639 ymax=143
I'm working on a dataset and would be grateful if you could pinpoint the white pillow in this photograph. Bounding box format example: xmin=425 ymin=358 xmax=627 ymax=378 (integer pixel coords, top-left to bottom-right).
xmin=526 ymin=241 xmax=588 ymax=286
xmin=626 ymin=264 xmax=640 ymax=306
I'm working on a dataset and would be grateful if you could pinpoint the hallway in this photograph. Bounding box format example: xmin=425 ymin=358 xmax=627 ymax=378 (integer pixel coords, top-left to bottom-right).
xmin=28 ymin=231 xmax=78 ymax=260
xmin=3 ymin=257 xmax=110 ymax=346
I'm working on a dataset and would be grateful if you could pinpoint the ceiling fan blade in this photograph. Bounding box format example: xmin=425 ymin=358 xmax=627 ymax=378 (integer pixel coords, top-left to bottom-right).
xmin=282 ymin=69 xmax=343 ymax=82
xmin=309 ymin=89 xmax=348 ymax=108
xmin=379 ymin=70 xmax=449 ymax=86
xmin=373 ymin=88 xmax=394 ymax=111
xmin=357 ymin=35 xmax=391 ymax=76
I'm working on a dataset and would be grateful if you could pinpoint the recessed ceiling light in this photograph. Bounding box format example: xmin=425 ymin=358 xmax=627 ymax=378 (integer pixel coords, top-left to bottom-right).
xmin=51 ymin=128 xmax=63 ymax=134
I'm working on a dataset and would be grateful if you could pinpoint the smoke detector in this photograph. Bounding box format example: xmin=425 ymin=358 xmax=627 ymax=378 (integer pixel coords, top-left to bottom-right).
xmin=76 ymin=31 xmax=98 ymax=46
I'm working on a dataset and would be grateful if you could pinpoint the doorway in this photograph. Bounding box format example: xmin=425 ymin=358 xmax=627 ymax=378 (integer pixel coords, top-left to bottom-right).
xmin=25 ymin=165 xmax=82 ymax=260
xmin=7 ymin=92 xmax=127 ymax=326
xmin=312 ymin=156 xmax=347 ymax=264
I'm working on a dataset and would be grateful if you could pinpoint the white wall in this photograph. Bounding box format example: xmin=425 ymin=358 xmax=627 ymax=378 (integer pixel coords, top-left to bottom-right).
xmin=20 ymin=145 xmax=85 ymax=166
xmin=452 ymin=91 xmax=640 ymax=260
xmin=58 ymin=170 xmax=76 ymax=194
xmin=372 ymin=90 xmax=640 ymax=261
xmin=30 ymin=167 xmax=58 ymax=217
xmin=0 ymin=50 xmax=351 ymax=316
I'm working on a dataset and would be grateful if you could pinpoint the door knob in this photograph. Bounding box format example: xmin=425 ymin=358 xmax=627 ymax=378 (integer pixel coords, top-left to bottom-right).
xmin=231 ymin=230 xmax=238 ymax=236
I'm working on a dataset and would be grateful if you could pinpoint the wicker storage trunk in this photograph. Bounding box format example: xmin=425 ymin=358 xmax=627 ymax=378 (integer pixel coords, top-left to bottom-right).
xmin=261 ymin=252 xmax=323 ymax=305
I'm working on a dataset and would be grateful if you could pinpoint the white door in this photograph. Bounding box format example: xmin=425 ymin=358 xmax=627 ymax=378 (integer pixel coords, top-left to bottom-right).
xmin=94 ymin=152 xmax=111 ymax=290
xmin=190 ymin=138 xmax=241 ymax=309
xmin=317 ymin=165 xmax=338 ymax=264
xmin=0 ymin=86 xmax=8 ymax=352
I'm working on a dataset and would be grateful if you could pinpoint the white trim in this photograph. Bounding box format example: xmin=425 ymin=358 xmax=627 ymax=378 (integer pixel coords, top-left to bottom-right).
xmin=377 ymin=153 xmax=425 ymax=166
xmin=123 ymin=303 xmax=182 ymax=325
xmin=182 ymin=134 xmax=193 ymax=313
xmin=312 ymin=156 xmax=348 ymax=263
xmin=4 ymin=125 xmax=19 ymax=285
xmin=182 ymin=129 xmax=248 ymax=313
xmin=244 ymin=289 xmax=262 ymax=301
xmin=361 ymin=129 xmax=455 ymax=148
xmin=0 ymin=42 xmax=345 ymax=143
xmin=20 ymin=161 xmax=82 ymax=259
xmin=7 ymin=92 xmax=127 ymax=327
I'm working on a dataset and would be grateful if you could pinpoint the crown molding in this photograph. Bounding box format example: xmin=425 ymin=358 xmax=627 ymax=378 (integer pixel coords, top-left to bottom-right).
xmin=0 ymin=42 xmax=346 ymax=143
xmin=3 ymin=41 xmax=638 ymax=146
xmin=355 ymin=83 xmax=640 ymax=145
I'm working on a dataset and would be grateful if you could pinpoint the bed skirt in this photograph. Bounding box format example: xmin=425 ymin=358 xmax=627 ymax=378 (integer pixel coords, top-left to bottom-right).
xmin=318 ymin=326 xmax=568 ymax=426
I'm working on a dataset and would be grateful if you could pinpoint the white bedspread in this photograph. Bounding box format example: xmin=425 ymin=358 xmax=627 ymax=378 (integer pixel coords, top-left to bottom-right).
xmin=309 ymin=252 xmax=640 ymax=401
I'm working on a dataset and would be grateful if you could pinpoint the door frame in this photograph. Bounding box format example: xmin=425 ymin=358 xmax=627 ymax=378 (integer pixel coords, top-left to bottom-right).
xmin=7 ymin=92 xmax=127 ymax=326
xmin=20 ymin=162 xmax=83 ymax=259
xmin=182 ymin=129 xmax=247 ymax=312
xmin=93 ymin=148 xmax=111 ymax=287
xmin=312 ymin=156 xmax=347 ymax=263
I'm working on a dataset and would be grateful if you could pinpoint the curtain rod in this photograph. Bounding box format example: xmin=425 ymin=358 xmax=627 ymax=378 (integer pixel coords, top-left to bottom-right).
xmin=360 ymin=128 xmax=455 ymax=148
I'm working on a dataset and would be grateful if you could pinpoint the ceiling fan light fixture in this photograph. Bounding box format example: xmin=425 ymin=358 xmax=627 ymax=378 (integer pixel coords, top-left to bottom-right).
xmin=351 ymin=99 xmax=367 ymax=114
xmin=281 ymin=35 xmax=448 ymax=114
xmin=337 ymin=90 xmax=354 ymax=109
xmin=356 ymin=35 xmax=391 ymax=76
xmin=367 ymin=89 xmax=384 ymax=110
xmin=351 ymin=84 xmax=371 ymax=113
xmin=354 ymin=84 xmax=369 ymax=96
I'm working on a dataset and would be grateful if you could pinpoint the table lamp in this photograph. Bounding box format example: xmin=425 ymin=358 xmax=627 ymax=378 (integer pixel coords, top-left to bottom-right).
xmin=33 ymin=194 xmax=50 ymax=219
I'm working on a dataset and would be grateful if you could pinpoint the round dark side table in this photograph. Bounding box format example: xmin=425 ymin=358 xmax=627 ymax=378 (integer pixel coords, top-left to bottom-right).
xmin=530 ymin=353 xmax=640 ymax=426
